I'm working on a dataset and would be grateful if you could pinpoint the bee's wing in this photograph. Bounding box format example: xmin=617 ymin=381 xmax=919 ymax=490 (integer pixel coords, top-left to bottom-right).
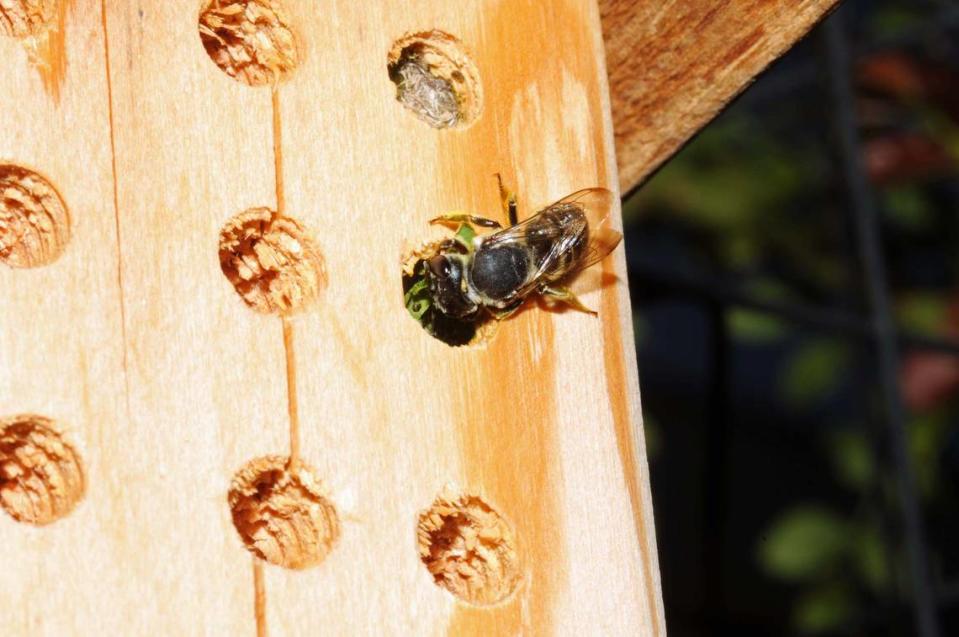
xmin=550 ymin=188 xmax=616 ymax=226
xmin=482 ymin=187 xmax=621 ymax=298
xmin=481 ymin=198 xmax=568 ymax=247
xmin=579 ymin=226 xmax=623 ymax=269
xmin=550 ymin=188 xmax=622 ymax=269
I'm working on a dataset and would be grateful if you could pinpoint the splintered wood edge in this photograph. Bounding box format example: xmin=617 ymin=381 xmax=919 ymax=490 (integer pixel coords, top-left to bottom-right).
xmin=600 ymin=0 xmax=840 ymax=193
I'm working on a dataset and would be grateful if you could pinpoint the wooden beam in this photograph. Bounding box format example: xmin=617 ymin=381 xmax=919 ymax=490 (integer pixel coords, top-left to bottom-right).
xmin=601 ymin=0 xmax=840 ymax=192
xmin=2 ymin=1 xmax=662 ymax=634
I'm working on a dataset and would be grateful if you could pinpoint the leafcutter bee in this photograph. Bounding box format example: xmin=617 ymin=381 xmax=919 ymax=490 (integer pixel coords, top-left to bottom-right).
xmin=405 ymin=176 xmax=623 ymax=335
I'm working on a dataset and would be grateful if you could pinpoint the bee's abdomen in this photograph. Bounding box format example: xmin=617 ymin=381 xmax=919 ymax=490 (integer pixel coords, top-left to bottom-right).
xmin=470 ymin=245 xmax=530 ymax=302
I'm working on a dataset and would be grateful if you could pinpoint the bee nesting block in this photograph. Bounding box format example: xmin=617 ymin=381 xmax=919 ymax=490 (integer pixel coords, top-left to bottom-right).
xmin=0 ymin=415 xmax=85 ymax=525
xmin=0 ymin=0 xmax=56 ymax=37
xmin=0 ymin=164 xmax=70 ymax=268
xmin=198 ymin=0 xmax=299 ymax=86
xmin=228 ymin=456 xmax=340 ymax=570
xmin=3 ymin=0 xmax=671 ymax=632
xmin=387 ymin=30 xmax=482 ymax=129
xmin=417 ymin=493 xmax=520 ymax=606
xmin=218 ymin=207 xmax=325 ymax=315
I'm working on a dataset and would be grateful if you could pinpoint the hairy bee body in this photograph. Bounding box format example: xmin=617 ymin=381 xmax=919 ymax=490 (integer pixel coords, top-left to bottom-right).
xmin=427 ymin=194 xmax=607 ymax=321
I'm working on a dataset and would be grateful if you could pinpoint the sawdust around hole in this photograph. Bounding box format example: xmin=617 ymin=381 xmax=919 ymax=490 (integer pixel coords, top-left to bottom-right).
xmin=228 ymin=455 xmax=340 ymax=570
xmin=199 ymin=0 xmax=299 ymax=87
xmin=0 ymin=414 xmax=85 ymax=526
xmin=417 ymin=492 xmax=521 ymax=605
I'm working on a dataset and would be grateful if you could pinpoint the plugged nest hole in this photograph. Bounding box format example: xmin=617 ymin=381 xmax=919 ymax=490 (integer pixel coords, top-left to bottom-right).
xmin=417 ymin=493 xmax=520 ymax=606
xmin=198 ymin=0 xmax=299 ymax=87
xmin=0 ymin=163 xmax=70 ymax=269
xmin=0 ymin=415 xmax=85 ymax=526
xmin=228 ymin=455 xmax=340 ymax=570
xmin=0 ymin=0 xmax=56 ymax=37
xmin=388 ymin=30 xmax=482 ymax=129
xmin=218 ymin=207 xmax=325 ymax=315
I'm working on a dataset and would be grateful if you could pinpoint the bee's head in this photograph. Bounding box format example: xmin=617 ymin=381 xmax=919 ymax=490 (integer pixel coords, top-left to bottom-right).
xmin=427 ymin=253 xmax=479 ymax=319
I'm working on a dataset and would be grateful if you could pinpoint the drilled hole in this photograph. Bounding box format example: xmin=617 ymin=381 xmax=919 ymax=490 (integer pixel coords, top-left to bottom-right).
xmin=218 ymin=207 xmax=325 ymax=315
xmin=228 ymin=456 xmax=339 ymax=570
xmin=403 ymin=249 xmax=478 ymax=347
xmin=0 ymin=414 xmax=85 ymax=526
xmin=402 ymin=245 xmax=498 ymax=348
xmin=0 ymin=0 xmax=56 ymax=37
xmin=388 ymin=30 xmax=482 ymax=129
xmin=417 ymin=492 xmax=520 ymax=605
xmin=198 ymin=0 xmax=299 ymax=87
xmin=0 ymin=163 xmax=70 ymax=268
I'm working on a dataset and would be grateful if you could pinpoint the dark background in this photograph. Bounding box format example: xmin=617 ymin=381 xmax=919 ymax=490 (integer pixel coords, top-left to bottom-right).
xmin=622 ymin=1 xmax=959 ymax=635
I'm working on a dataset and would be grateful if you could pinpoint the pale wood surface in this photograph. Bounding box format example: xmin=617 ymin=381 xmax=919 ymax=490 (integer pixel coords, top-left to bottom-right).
xmin=1 ymin=1 xmax=662 ymax=635
xmin=600 ymin=0 xmax=839 ymax=192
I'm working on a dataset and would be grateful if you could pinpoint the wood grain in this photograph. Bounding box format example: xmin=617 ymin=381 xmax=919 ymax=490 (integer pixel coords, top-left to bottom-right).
xmin=1 ymin=1 xmax=661 ymax=635
xmin=600 ymin=0 xmax=839 ymax=192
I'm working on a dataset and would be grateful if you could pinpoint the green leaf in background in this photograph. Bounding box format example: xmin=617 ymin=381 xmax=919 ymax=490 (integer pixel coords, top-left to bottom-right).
xmin=631 ymin=118 xmax=810 ymax=231
xmin=792 ymin=582 xmax=854 ymax=635
xmin=869 ymin=5 xmax=926 ymax=40
xmin=729 ymin=308 xmax=788 ymax=343
xmin=758 ymin=506 xmax=849 ymax=581
xmin=852 ymin=524 xmax=891 ymax=593
xmin=882 ymin=186 xmax=935 ymax=231
xmin=780 ymin=340 xmax=850 ymax=407
xmin=895 ymin=291 xmax=949 ymax=338
xmin=623 ymin=112 xmax=851 ymax=298
xmin=920 ymin=106 xmax=959 ymax=164
xmin=826 ymin=430 xmax=875 ymax=492
xmin=743 ymin=277 xmax=796 ymax=304
xmin=909 ymin=411 xmax=948 ymax=497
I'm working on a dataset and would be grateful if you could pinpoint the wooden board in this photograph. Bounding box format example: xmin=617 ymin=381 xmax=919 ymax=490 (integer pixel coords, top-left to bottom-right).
xmin=600 ymin=0 xmax=839 ymax=192
xmin=1 ymin=1 xmax=662 ymax=635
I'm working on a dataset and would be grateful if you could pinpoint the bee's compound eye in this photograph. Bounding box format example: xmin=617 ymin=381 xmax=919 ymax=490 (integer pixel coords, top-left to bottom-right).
xmin=428 ymin=254 xmax=452 ymax=279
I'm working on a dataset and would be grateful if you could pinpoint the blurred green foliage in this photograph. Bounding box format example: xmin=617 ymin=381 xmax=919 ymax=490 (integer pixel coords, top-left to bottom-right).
xmin=910 ymin=410 xmax=951 ymax=497
xmin=869 ymin=5 xmax=927 ymax=40
xmin=882 ymin=186 xmax=936 ymax=231
xmin=626 ymin=116 xmax=849 ymax=301
xmin=627 ymin=4 xmax=959 ymax=632
xmin=729 ymin=309 xmax=789 ymax=343
xmin=758 ymin=477 xmax=892 ymax=634
xmin=759 ymin=506 xmax=850 ymax=581
xmin=895 ymin=292 xmax=949 ymax=336
xmin=780 ymin=340 xmax=851 ymax=408
xmin=632 ymin=120 xmax=809 ymax=232
xmin=793 ymin=582 xmax=855 ymax=634
xmin=826 ymin=430 xmax=876 ymax=491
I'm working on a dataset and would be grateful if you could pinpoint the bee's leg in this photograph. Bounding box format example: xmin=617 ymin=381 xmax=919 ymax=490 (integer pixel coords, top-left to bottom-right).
xmin=437 ymin=237 xmax=463 ymax=253
xmin=490 ymin=299 xmax=525 ymax=321
xmin=541 ymin=286 xmax=598 ymax=316
xmin=430 ymin=212 xmax=501 ymax=229
xmin=495 ymin=173 xmax=519 ymax=226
